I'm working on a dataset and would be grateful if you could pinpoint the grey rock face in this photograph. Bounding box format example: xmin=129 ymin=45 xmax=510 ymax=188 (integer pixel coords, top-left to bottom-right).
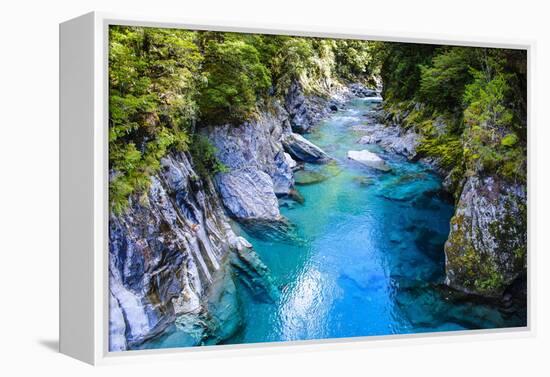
xmin=207 ymin=107 xmax=294 ymax=196
xmin=285 ymin=80 xmax=322 ymax=133
xmin=349 ymin=83 xmax=380 ymax=98
xmin=284 ymin=81 xmax=380 ymax=133
xmin=284 ymin=81 xmax=352 ymax=133
xmin=282 ymin=133 xmax=331 ymax=163
xmin=215 ymin=168 xmax=281 ymax=220
xmin=356 ymin=123 xmax=419 ymax=160
xmin=109 ymin=152 xmax=260 ymax=350
xmin=207 ymin=104 xmax=295 ymax=220
xmin=444 ymin=176 xmax=527 ymax=297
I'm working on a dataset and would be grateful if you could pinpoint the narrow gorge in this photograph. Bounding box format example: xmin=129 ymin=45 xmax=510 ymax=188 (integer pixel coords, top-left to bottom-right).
xmin=108 ymin=28 xmax=527 ymax=350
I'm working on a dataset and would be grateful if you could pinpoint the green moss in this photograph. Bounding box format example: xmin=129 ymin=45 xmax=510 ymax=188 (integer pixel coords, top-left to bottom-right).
xmin=446 ymin=213 xmax=507 ymax=296
xmin=416 ymin=136 xmax=463 ymax=171
xmin=501 ymin=133 xmax=518 ymax=147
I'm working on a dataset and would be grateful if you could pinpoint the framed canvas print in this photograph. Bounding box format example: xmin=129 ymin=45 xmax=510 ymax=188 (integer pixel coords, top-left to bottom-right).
xmin=59 ymin=12 xmax=532 ymax=365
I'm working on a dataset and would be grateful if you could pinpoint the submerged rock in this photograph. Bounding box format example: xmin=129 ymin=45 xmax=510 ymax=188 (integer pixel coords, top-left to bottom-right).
xmin=282 ymin=133 xmax=331 ymax=163
xmin=352 ymin=176 xmax=373 ymax=186
xmin=288 ymin=188 xmax=305 ymax=204
xmin=294 ymin=170 xmax=329 ymax=185
xmin=230 ymin=247 xmax=279 ymax=304
xmin=444 ymin=176 xmax=527 ymax=297
xmin=203 ymin=262 xmax=243 ymax=344
xmin=347 ymin=150 xmax=391 ymax=171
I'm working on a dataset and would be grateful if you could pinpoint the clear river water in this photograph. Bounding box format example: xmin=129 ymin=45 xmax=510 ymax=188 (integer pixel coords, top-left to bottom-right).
xmin=141 ymin=97 xmax=525 ymax=350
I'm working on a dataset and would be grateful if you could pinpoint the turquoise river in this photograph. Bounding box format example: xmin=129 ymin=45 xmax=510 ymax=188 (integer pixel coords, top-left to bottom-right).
xmin=142 ymin=97 xmax=526 ymax=349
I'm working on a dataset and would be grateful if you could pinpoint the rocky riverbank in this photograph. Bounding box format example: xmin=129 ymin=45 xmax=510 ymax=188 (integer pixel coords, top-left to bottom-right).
xmin=108 ymin=152 xmax=276 ymax=351
xmin=109 ymin=80 xmax=361 ymax=350
xmin=356 ymin=103 xmax=527 ymax=299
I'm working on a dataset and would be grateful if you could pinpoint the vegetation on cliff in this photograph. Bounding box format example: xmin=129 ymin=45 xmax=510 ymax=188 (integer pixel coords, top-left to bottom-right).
xmin=375 ymin=43 xmax=527 ymax=295
xmin=376 ymin=43 xmax=527 ymax=196
xmin=109 ymin=26 xmax=377 ymax=212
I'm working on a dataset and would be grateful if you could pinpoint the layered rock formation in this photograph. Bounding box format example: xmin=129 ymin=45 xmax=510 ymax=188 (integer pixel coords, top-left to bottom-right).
xmin=282 ymin=133 xmax=332 ymax=164
xmin=207 ymin=100 xmax=332 ymax=223
xmin=109 ymin=152 xmax=272 ymax=351
xmin=284 ymin=80 xmax=352 ymax=133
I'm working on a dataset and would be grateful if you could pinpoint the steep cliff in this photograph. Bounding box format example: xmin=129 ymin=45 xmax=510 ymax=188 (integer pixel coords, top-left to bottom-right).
xmin=206 ymin=103 xmax=294 ymax=221
xmin=444 ymin=176 xmax=527 ymax=297
xmin=109 ymin=90 xmax=337 ymax=350
xmin=284 ymin=80 xmax=354 ymax=133
xmin=109 ymin=152 xmax=272 ymax=351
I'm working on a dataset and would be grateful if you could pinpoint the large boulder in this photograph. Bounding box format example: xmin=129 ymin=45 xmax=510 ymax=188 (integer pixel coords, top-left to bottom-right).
xmin=444 ymin=176 xmax=527 ymax=297
xmin=347 ymin=150 xmax=391 ymax=171
xmin=282 ymin=133 xmax=331 ymax=164
xmin=215 ymin=168 xmax=281 ymax=221
xmin=207 ymin=105 xmax=294 ymax=197
xmin=356 ymin=123 xmax=419 ymax=160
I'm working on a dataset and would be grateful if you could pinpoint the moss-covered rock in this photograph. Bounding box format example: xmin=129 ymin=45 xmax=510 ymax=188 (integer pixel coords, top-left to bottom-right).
xmin=444 ymin=176 xmax=527 ymax=297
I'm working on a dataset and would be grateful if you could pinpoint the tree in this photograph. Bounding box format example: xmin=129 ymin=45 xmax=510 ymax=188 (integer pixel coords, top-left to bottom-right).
xmin=198 ymin=38 xmax=271 ymax=126
xmin=108 ymin=26 xmax=203 ymax=213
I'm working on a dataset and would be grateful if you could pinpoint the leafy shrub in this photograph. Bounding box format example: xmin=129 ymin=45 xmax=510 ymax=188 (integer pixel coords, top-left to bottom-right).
xmin=418 ymin=47 xmax=479 ymax=114
xmin=188 ymin=135 xmax=228 ymax=179
xmin=501 ymin=133 xmax=518 ymax=147
xmin=109 ymin=26 xmax=202 ymax=213
xmin=198 ymin=39 xmax=271 ymax=125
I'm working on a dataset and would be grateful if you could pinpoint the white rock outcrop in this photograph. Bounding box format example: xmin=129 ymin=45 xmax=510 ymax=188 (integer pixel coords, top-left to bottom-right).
xmin=347 ymin=150 xmax=391 ymax=171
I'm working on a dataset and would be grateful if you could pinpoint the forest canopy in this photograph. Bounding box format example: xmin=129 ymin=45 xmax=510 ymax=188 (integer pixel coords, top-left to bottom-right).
xmin=108 ymin=26 xmax=377 ymax=212
xmin=375 ymin=42 xmax=527 ymax=195
xmin=109 ymin=26 xmax=527 ymax=212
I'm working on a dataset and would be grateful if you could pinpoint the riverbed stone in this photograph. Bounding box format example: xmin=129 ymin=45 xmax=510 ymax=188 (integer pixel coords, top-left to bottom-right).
xmin=356 ymin=123 xmax=419 ymax=160
xmin=282 ymin=133 xmax=332 ymax=163
xmin=347 ymin=150 xmax=391 ymax=171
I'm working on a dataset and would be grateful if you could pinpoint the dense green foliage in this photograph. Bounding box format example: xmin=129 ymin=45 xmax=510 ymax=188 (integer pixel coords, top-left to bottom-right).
xmin=374 ymin=43 xmax=437 ymax=102
xmin=109 ymin=26 xmax=376 ymax=212
xmin=199 ymin=38 xmax=271 ymax=125
xmin=188 ymin=134 xmax=229 ymax=179
xmin=109 ymin=27 xmax=203 ymax=213
xmin=109 ymin=25 xmax=526 ymax=214
xmin=377 ymin=43 xmax=527 ymax=194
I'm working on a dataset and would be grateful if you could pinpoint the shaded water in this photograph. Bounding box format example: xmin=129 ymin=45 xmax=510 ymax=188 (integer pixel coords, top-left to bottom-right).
xmin=141 ymin=98 xmax=525 ymax=350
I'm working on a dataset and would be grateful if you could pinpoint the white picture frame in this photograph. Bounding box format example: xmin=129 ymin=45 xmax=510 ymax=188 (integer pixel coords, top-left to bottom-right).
xmin=59 ymin=11 xmax=535 ymax=365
